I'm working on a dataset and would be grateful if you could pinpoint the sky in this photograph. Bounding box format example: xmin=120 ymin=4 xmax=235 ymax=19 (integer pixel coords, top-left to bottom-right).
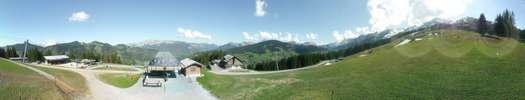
xmin=0 ymin=0 xmax=524 ymax=46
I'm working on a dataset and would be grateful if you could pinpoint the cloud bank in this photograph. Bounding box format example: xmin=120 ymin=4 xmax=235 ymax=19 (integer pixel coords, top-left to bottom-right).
xmin=177 ymin=28 xmax=212 ymax=40
xmin=68 ymin=11 xmax=90 ymax=22
xmin=333 ymin=0 xmax=472 ymax=43
xmin=306 ymin=33 xmax=318 ymax=40
xmin=368 ymin=0 xmax=472 ymax=32
xmin=0 ymin=38 xmax=15 ymax=46
xmin=243 ymin=32 xmax=301 ymax=42
xmin=332 ymin=27 xmax=372 ymax=42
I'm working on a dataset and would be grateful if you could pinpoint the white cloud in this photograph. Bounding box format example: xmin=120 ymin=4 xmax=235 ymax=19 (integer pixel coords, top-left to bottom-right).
xmin=332 ymin=30 xmax=358 ymax=43
xmin=332 ymin=27 xmax=371 ymax=43
xmin=332 ymin=31 xmax=344 ymax=43
xmin=42 ymin=40 xmax=57 ymax=47
xmin=68 ymin=11 xmax=90 ymax=22
xmin=255 ymin=0 xmax=267 ymax=17
xmin=177 ymin=28 xmax=212 ymax=40
xmin=242 ymin=32 xmax=256 ymax=41
xmin=259 ymin=32 xmax=276 ymax=39
xmin=0 ymin=38 xmax=16 ymax=47
xmin=306 ymin=33 xmax=318 ymax=40
xmin=242 ymin=32 xmax=301 ymax=42
xmin=367 ymin=0 xmax=472 ymax=32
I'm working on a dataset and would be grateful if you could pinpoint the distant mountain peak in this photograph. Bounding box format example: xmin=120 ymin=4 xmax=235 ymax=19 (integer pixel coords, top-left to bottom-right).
xmin=302 ymin=42 xmax=317 ymax=46
xmin=217 ymin=41 xmax=255 ymax=50
xmin=129 ymin=40 xmax=176 ymax=47
xmin=128 ymin=39 xmax=218 ymax=58
xmin=224 ymin=39 xmax=327 ymax=54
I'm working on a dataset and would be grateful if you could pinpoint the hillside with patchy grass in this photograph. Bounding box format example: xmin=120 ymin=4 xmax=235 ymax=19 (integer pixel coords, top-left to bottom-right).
xmin=0 ymin=59 xmax=67 ymax=100
xmin=198 ymin=30 xmax=525 ymax=99
xmin=30 ymin=65 xmax=89 ymax=96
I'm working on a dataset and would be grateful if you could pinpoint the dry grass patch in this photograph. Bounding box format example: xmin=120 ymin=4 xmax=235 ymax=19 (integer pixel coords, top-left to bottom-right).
xmin=0 ymin=59 xmax=67 ymax=100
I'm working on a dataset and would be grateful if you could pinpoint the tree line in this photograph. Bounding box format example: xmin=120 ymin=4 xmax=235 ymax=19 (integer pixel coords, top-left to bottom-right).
xmin=69 ymin=49 xmax=122 ymax=64
xmin=251 ymin=39 xmax=390 ymax=71
xmin=0 ymin=47 xmax=19 ymax=59
xmin=0 ymin=47 xmax=43 ymax=62
xmin=0 ymin=47 xmax=122 ymax=64
xmin=477 ymin=9 xmax=523 ymax=40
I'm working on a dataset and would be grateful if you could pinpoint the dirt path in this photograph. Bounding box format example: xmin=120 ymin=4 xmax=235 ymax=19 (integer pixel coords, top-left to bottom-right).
xmin=210 ymin=60 xmax=332 ymax=75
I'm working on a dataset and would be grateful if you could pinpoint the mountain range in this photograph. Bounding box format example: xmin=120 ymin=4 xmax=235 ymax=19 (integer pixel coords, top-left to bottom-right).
xmin=5 ymin=41 xmax=158 ymax=65
xmin=1 ymin=17 xmax=487 ymax=65
xmin=224 ymin=40 xmax=327 ymax=54
xmin=129 ymin=40 xmax=218 ymax=58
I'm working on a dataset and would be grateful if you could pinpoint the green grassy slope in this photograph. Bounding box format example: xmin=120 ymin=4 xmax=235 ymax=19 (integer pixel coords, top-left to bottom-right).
xmin=97 ymin=73 xmax=140 ymax=88
xmin=0 ymin=59 xmax=66 ymax=100
xmin=31 ymin=65 xmax=88 ymax=95
xmin=198 ymin=30 xmax=525 ymax=100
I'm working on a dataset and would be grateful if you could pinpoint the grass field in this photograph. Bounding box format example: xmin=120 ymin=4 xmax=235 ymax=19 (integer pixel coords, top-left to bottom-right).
xmin=0 ymin=59 xmax=67 ymax=100
xmin=31 ymin=65 xmax=89 ymax=95
xmin=97 ymin=73 xmax=140 ymax=88
xmin=198 ymin=30 xmax=525 ymax=100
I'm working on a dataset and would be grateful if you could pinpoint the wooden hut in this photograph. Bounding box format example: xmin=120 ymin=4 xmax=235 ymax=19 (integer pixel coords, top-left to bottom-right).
xmin=179 ymin=58 xmax=204 ymax=77
xmin=221 ymin=55 xmax=244 ymax=69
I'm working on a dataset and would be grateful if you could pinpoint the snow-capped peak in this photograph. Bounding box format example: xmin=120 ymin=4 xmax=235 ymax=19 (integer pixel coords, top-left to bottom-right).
xmin=129 ymin=40 xmax=177 ymax=47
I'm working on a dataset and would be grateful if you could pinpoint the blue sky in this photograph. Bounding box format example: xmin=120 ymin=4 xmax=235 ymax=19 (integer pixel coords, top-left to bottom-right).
xmin=0 ymin=0 xmax=524 ymax=46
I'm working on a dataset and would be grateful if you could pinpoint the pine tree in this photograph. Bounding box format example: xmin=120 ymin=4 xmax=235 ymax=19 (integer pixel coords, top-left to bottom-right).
xmin=6 ymin=47 xmax=19 ymax=58
xmin=27 ymin=48 xmax=44 ymax=62
xmin=494 ymin=9 xmax=517 ymax=37
xmin=521 ymin=29 xmax=525 ymax=41
xmin=494 ymin=14 xmax=504 ymax=36
xmin=43 ymin=50 xmax=52 ymax=56
xmin=0 ymin=47 xmax=5 ymax=58
xmin=477 ymin=13 xmax=488 ymax=35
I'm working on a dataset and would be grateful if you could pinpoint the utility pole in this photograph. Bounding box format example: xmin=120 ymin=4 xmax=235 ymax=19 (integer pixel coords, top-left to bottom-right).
xmin=22 ymin=40 xmax=28 ymax=63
